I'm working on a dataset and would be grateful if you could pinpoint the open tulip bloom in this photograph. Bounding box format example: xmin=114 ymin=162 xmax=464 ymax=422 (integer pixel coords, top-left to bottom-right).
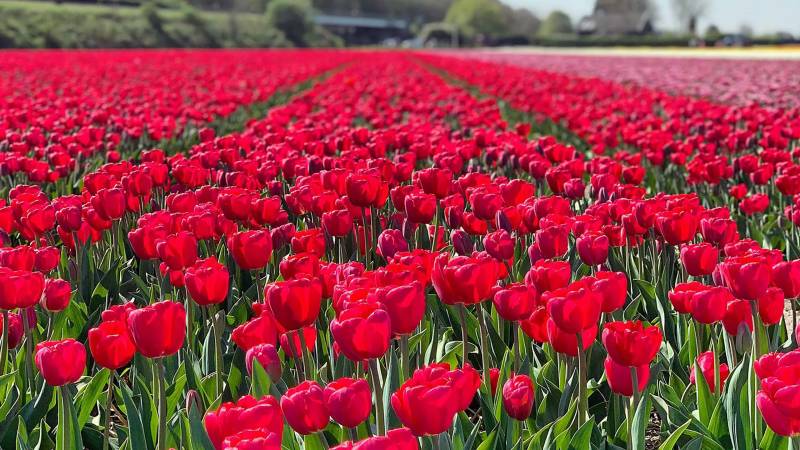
xmin=2 ymin=47 xmax=800 ymax=450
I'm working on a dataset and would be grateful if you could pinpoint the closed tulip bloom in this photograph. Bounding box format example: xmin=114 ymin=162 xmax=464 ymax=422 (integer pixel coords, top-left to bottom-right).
xmin=719 ymin=256 xmax=772 ymax=300
xmin=592 ymin=271 xmax=627 ymax=313
xmin=722 ymin=298 xmax=754 ymax=336
xmin=291 ymin=228 xmax=327 ymax=258
xmin=204 ymin=395 xmax=283 ymax=450
xmin=773 ymin=260 xmax=800 ymax=299
xmin=576 ymin=232 xmax=609 ymax=266
xmin=232 ymin=310 xmax=278 ymax=351
xmin=227 ymin=229 xmax=273 ymax=270
xmin=322 ymin=209 xmax=353 ymax=237
xmin=525 ymin=259 xmax=571 ymax=292
xmin=0 ymin=268 xmax=45 ymax=309
xmin=602 ymin=321 xmax=662 ymax=367
xmin=416 ymin=167 xmax=452 ymax=198
xmin=323 ymin=377 xmax=372 ymax=428
xmin=126 ymin=301 xmax=186 ymax=358
xmin=535 ymin=225 xmax=569 ymax=259
xmin=221 ymin=429 xmax=281 ymax=450
xmin=404 ymin=192 xmax=436 ymax=224
xmin=41 ymin=278 xmax=71 ymax=312
xmin=331 ymin=428 xmax=418 ymax=450
xmin=669 ymin=281 xmax=705 ymax=314
xmin=547 ymin=319 xmax=596 ymax=356
xmin=493 ymin=283 xmax=538 ymax=322
xmin=244 ymin=343 xmax=282 ymax=379
xmin=680 ymin=243 xmax=719 ymax=276
xmin=34 ymin=246 xmax=60 ymax=273
xmin=605 ymin=357 xmax=649 ymax=397
xmin=754 ymin=350 xmax=800 ymax=436
xmin=431 ymin=252 xmax=499 ymax=305
xmin=689 ymin=286 xmax=731 ymax=324
xmin=391 ymin=365 xmax=459 ymax=436
xmin=547 ymin=283 xmax=602 ymax=334
xmin=88 ymin=320 xmax=136 ymax=370
xmin=502 ymin=374 xmax=535 ymax=420
xmin=281 ymin=380 xmax=330 ymax=435
xmin=377 ymin=229 xmax=409 ymax=260
xmin=700 ymin=217 xmax=739 ymax=247
xmin=185 ymin=257 xmax=229 ymax=306
xmin=35 ymin=339 xmax=86 ymax=386
xmin=91 ymin=188 xmax=126 ymax=221
xmin=346 ymin=172 xmax=384 ymax=208
xmin=128 ymin=225 xmax=168 ymax=260
xmin=689 ymin=351 xmax=729 ymax=392
xmin=655 ymin=210 xmax=698 ymax=245
xmin=266 ymin=277 xmax=322 ymax=331
xmin=156 ymin=231 xmax=197 ymax=271
xmin=371 ymin=281 xmax=425 ymax=336
xmin=758 ymin=287 xmax=785 ymax=325
xmin=330 ymin=302 xmax=391 ymax=361
xmin=484 ymin=230 xmax=515 ymax=261
xmin=0 ymin=245 xmax=35 ymax=270
xmin=451 ymin=229 xmax=474 ymax=256
xmin=279 ymin=326 xmax=317 ymax=358
xmin=0 ymin=312 xmax=24 ymax=349
xmin=521 ymin=306 xmax=549 ymax=343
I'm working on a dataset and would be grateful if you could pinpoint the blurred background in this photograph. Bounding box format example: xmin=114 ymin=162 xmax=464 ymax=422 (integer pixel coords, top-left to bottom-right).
xmin=0 ymin=0 xmax=797 ymax=49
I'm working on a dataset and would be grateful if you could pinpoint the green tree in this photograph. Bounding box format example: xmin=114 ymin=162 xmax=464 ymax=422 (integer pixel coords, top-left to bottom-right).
xmin=538 ymin=10 xmax=573 ymax=36
xmin=266 ymin=0 xmax=312 ymax=46
xmin=444 ymin=0 xmax=505 ymax=39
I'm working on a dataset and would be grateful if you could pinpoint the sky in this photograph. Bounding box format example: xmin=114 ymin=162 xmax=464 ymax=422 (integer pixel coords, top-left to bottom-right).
xmin=504 ymin=0 xmax=800 ymax=34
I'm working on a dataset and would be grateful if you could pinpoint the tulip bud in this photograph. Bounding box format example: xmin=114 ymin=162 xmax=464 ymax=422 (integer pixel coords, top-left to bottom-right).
xmin=451 ymin=230 xmax=473 ymax=256
xmin=502 ymin=374 xmax=535 ymax=420
xmin=185 ymin=389 xmax=203 ymax=413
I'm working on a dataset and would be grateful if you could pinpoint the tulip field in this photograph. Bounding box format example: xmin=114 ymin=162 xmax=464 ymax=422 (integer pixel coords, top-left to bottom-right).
xmin=2 ymin=49 xmax=800 ymax=450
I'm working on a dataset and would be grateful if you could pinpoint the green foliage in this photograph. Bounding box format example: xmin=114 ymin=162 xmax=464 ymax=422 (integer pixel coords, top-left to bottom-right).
xmin=444 ymin=0 xmax=505 ymax=39
xmin=538 ymin=10 xmax=573 ymax=36
xmin=265 ymin=0 xmax=312 ymax=47
xmin=0 ymin=0 xmax=293 ymax=48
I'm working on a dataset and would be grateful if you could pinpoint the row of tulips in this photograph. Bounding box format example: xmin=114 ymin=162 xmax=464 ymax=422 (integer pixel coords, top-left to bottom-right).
xmin=0 ymin=48 xmax=799 ymax=450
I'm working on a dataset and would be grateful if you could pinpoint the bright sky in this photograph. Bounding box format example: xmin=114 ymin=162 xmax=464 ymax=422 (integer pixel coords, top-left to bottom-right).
xmin=504 ymin=0 xmax=800 ymax=34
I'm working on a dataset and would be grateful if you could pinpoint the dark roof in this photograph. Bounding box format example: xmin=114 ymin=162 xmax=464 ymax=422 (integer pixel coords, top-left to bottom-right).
xmin=313 ymin=14 xmax=408 ymax=30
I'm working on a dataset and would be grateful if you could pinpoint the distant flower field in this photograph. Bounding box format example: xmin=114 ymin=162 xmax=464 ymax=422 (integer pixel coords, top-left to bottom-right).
xmin=0 ymin=48 xmax=799 ymax=450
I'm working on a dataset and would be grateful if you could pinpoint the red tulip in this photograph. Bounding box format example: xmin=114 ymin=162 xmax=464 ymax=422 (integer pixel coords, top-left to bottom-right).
xmin=432 ymin=252 xmax=499 ymax=305
xmin=41 ymin=278 xmax=71 ymax=312
xmin=204 ymin=395 xmax=283 ymax=450
xmin=602 ymin=321 xmax=662 ymax=367
xmin=690 ymin=351 xmax=729 ymax=392
xmin=34 ymin=246 xmax=60 ymax=273
xmin=88 ymin=320 xmax=135 ymax=370
xmin=521 ymin=306 xmax=549 ymax=343
xmin=291 ymin=228 xmax=326 ymax=258
xmin=525 ymin=259 xmax=571 ymax=292
xmin=655 ymin=210 xmax=698 ymax=245
xmin=266 ymin=277 xmax=322 ymax=331
xmin=245 ymin=343 xmax=282 ymax=379
xmin=492 ymin=283 xmax=538 ymax=322
xmin=324 ymin=377 xmax=372 ymax=428
xmin=376 ymin=229 xmax=409 ymax=260
xmin=592 ymin=271 xmax=627 ymax=313
xmin=221 ymin=429 xmax=281 ymax=450
xmin=391 ymin=365 xmax=459 ymax=436
xmin=680 ymin=243 xmax=719 ymax=276
xmin=126 ymin=301 xmax=186 ymax=358
xmin=227 ymin=230 xmax=273 ymax=270
xmin=719 ymin=256 xmax=772 ymax=300
xmin=773 ymin=260 xmax=800 ymax=299
xmin=484 ymin=230 xmax=515 ymax=261
xmin=605 ymin=357 xmax=649 ymax=397
xmin=576 ymin=232 xmax=609 ymax=266
xmin=91 ymin=188 xmax=126 ymax=220
xmin=535 ymin=225 xmax=569 ymax=259
xmin=330 ymin=303 xmax=392 ymax=361
xmin=281 ymin=380 xmax=330 ymax=435
xmin=669 ymin=281 xmax=704 ymax=314
xmin=370 ymin=281 xmax=425 ymax=336
xmin=404 ymin=192 xmax=436 ymax=224
xmin=722 ymin=298 xmax=753 ymax=336
xmin=547 ymin=319 xmax=596 ymax=356
xmin=35 ymin=339 xmax=86 ymax=386
xmin=0 ymin=268 xmax=45 ymax=309
xmin=156 ymin=231 xmax=198 ymax=270
xmin=128 ymin=225 xmax=168 ymax=260
xmin=754 ymin=350 xmax=800 ymax=436
xmin=415 ymin=167 xmax=452 ymax=198
xmin=185 ymin=257 xmax=229 ymax=306
xmin=279 ymin=326 xmax=317 ymax=358
xmin=689 ymin=286 xmax=731 ymax=324
xmin=546 ymin=283 xmax=602 ymax=334
xmin=0 ymin=312 xmax=23 ymax=349
xmin=322 ymin=209 xmax=353 ymax=237
xmin=0 ymin=246 xmax=35 ymax=270
xmin=331 ymin=428 xmax=418 ymax=450
xmin=758 ymin=287 xmax=785 ymax=325
xmin=232 ymin=310 xmax=278 ymax=351
xmin=502 ymin=374 xmax=535 ymax=420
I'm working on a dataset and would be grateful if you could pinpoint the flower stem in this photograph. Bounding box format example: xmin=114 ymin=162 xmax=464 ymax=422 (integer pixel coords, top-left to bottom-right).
xmin=213 ymin=308 xmax=225 ymax=398
xmin=0 ymin=310 xmax=8 ymax=377
xmin=154 ymin=359 xmax=167 ymax=450
xmin=399 ymin=335 xmax=409 ymax=382
xmin=476 ymin=305 xmax=493 ymax=400
xmin=103 ymin=370 xmax=114 ymax=450
xmin=22 ymin=310 xmax=35 ymax=397
xmin=576 ymin=333 xmax=588 ymax=427
xmin=368 ymin=358 xmax=385 ymax=435
xmin=458 ymin=304 xmax=469 ymax=365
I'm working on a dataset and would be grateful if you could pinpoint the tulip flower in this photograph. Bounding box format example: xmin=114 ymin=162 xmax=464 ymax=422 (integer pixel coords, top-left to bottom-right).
xmin=331 ymin=428 xmax=418 ymax=450
xmin=754 ymin=350 xmax=800 ymax=438
xmin=41 ymin=278 xmax=71 ymax=312
xmin=221 ymin=429 xmax=281 ymax=450
xmin=227 ymin=229 xmax=273 ymax=270
xmin=391 ymin=365 xmax=460 ymax=436
xmin=324 ymin=378 xmax=372 ymax=428
xmin=35 ymin=339 xmax=86 ymax=387
xmin=281 ymin=380 xmax=330 ymax=435
xmin=502 ymin=374 xmax=535 ymax=420
xmin=266 ymin=277 xmax=322 ymax=331
xmin=185 ymin=257 xmax=229 ymax=306
xmin=605 ymin=357 xmax=649 ymax=397
xmin=690 ymin=351 xmax=729 ymax=393
xmin=205 ymin=395 xmax=283 ymax=450
xmin=680 ymin=243 xmax=719 ymax=276
xmin=576 ymin=231 xmax=609 ymax=267
xmin=602 ymin=321 xmax=662 ymax=367
xmin=245 ymin=343 xmax=282 ymax=380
